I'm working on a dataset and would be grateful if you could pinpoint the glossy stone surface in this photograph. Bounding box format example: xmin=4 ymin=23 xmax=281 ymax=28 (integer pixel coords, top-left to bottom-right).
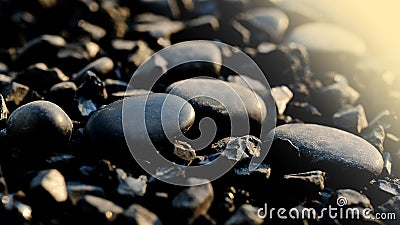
xmin=132 ymin=42 xmax=222 ymax=88
xmin=7 ymin=100 xmax=73 ymax=147
xmin=236 ymin=7 xmax=289 ymax=44
xmin=270 ymin=123 xmax=384 ymax=187
xmin=172 ymin=178 xmax=214 ymax=224
xmin=285 ymin=22 xmax=366 ymax=74
xmin=85 ymin=93 xmax=195 ymax=151
xmin=167 ymin=78 xmax=266 ymax=138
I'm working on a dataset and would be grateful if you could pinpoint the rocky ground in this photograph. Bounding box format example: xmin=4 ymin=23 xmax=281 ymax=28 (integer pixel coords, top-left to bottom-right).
xmin=0 ymin=0 xmax=400 ymax=225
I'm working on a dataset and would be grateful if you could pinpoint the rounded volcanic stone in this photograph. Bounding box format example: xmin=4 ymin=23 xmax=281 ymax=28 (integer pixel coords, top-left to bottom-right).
xmin=167 ymin=78 xmax=266 ymax=139
xmin=131 ymin=41 xmax=222 ymax=88
xmin=236 ymin=7 xmax=289 ymax=43
xmin=269 ymin=123 xmax=383 ymax=188
xmin=7 ymin=100 xmax=73 ymax=147
xmin=285 ymin=22 xmax=366 ymax=74
xmin=85 ymin=93 xmax=195 ymax=151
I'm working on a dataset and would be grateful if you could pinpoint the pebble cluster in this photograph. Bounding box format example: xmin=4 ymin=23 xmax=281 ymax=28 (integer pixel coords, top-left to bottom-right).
xmin=0 ymin=0 xmax=400 ymax=225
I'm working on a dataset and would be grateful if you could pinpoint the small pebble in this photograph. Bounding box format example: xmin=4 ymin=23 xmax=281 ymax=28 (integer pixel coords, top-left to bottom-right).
xmin=235 ymin=7 xmax=289 ymax=44
xmin=271 ymin=85 xmax=293 ymax=115
xmin=30 ymin=169 xmax=68 ymax=203
xmin=73 ymin=57 xmax=115 ymax=82
xmin=77 ymin=195 xmax=124 ymax=223
xmin=85 ymin=93 xmax=195 ymax=152
xmin=285 ymin=22 xmax=366 ymax=74
xmin=7 ymin=100 xmax=73 ymax=149
xmin=172 ymin=178 xmax=214 ymax=224
xmin=332 ymin=104 xmax=368 ymax=134
xmin=224 ymin=204 xmax=263 ymax=225
xmin=118 ymin=204 xmax=163 ymax=225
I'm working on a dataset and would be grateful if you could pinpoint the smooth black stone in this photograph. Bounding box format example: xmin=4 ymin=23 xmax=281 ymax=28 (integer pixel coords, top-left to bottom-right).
xmin=14 ymin=63 xmax=69 ymax=93
xmin=7 ymin=100 xmax=73 ymax=149
xmin=167 ymin=78 xmax=266 ymax=138
xmin=285 ymin=22 xmax=366 ymax=74
xmin=73 ymin=57 xmax=115 ymax=82
xmin=133 ymin=42 xmax=222 ymax=88
xmin=56 ymin=42 xmax=100 ymax=76
xmin=117 ymin=204 xmax=163 ymax=225
xmin=170 ymin=15 xmax=220 ymax=43
xmin=14 ymin=34 xmax=66 ymax=69
xmin=85 ymin=93 xmax=195 ymax=152
xmin=269 ymin=124 xmax=384 ymax=188
xmin=234 ymin=7 xmax=289 ymax=45
xmin=48 ymin=81 xmax=78 ymax=112
xmin=224 ymin=204 xmax=263 ymax=225
xmin=332 ymin=105 xmax=368 ymax=134
xmin=67 ymin=183 xmax=106 ymax=206
xmin=172 ymin=178 xmax=214 ymax=225
xmin=30 ymin=169 xmax=68 ymax=204
xmin=76 ymin=195 xmax=124 ymax=223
